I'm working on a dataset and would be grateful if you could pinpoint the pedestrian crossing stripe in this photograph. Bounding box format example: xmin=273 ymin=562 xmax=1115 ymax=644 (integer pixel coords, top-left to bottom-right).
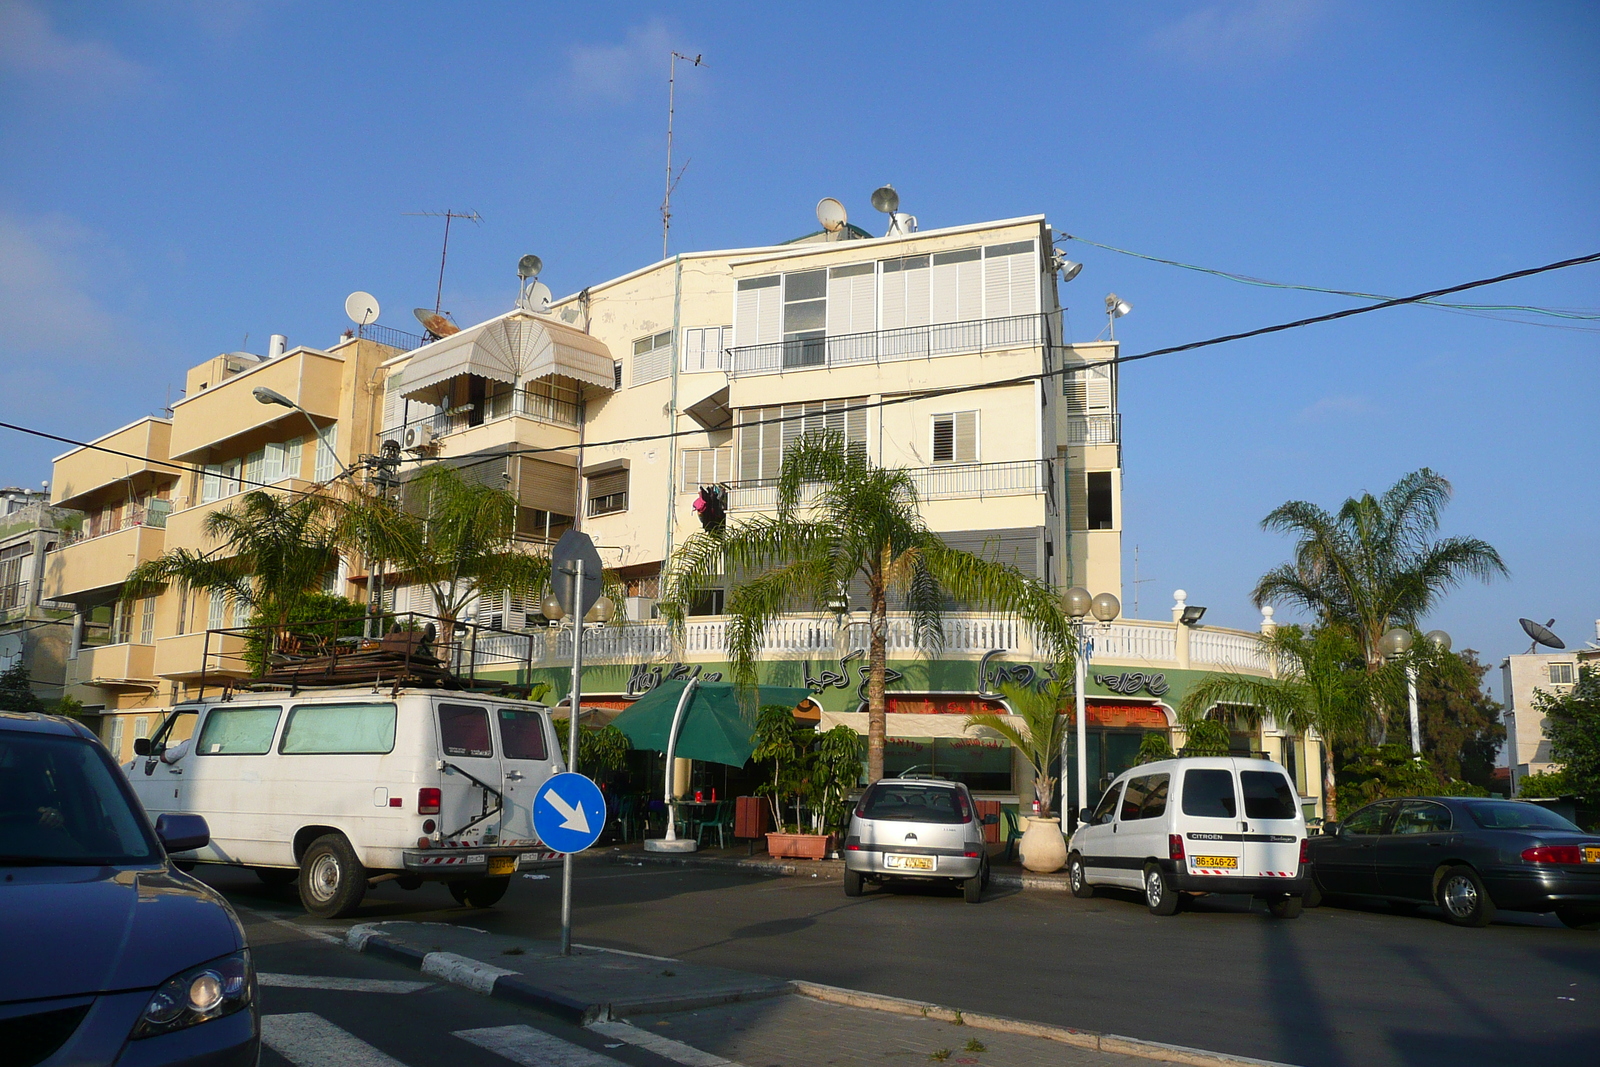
xmin=455 ymin=1025 xmax=623 ymax=1067
xmin=262 ymin=1013 xmax=411 ymax=1067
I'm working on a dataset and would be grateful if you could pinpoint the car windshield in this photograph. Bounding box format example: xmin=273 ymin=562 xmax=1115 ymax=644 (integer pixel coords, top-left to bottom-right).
xmin=860 ymin=783 xmax=965 ymax=824
xmin=1464 ymin=801 xmax=1582 ymax=832
xmin=0 ymin=731 xmax=159 ymax=865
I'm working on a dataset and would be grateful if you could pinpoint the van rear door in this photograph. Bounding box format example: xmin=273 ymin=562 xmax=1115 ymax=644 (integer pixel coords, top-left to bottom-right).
xmin=1177 ymin=766 xmax=1245 ymax=882
xmin=1239 ymin=766 xmax=1304 ymax=881
xmin=434 ymin=700 xmax=504 ymax=854
xmin=494 ymin=705 xmax=558 ymax=848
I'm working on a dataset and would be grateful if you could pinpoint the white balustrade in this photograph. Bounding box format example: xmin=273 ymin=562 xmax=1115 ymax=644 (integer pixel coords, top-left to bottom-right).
xmin=1189 ymin=628 xmax=1272 ymax=672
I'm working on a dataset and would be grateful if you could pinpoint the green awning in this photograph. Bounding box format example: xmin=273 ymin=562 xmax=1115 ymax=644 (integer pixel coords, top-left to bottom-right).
xmin=610 ymin=681 xmax=813 ymax=768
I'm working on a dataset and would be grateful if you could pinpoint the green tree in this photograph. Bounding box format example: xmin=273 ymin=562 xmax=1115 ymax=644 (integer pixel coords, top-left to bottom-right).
xmin=556 ymin=723 xmax=632 ymax=775
xmin=124 ymin=491 xmax=340 ymax=644
xmin=1251 ymin=469 xmax=1506 ymax=741
xmin=0 ymin=663 xmax=45 ymax=713
xmin=1179 ymin=720 xmax=1233 ymax=758
xmin=663 ymin=431 xmax=1072 ymax=783
xmin=1137 ymin=730 xmax=1176 ymax=764
xmin=965 ymin=676 xmax=1068 ymax=818
xmin=1416 ymin=649 xmax=1504 ymax=790
xmin=1534 ymin=665 xmax=1600 ymax=796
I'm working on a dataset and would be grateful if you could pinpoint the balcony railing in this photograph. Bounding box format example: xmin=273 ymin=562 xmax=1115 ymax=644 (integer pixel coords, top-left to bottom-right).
xmin=726 ymin=459 xmax=1049 ymax=511
xmin=59 ymin=503 xmax=170 ymax=546
xmin=725 ymin=314 xmax=1046 ymax=378
xmin=358 ymin=323 xmax=426 ymax=352
xmin=0 ymin=582 xmax=26 ymax=613
xmin=414 ymin=387 xmax=582 ymax=440
xmin=1062 ymin=413 xmax=1119 ymax=446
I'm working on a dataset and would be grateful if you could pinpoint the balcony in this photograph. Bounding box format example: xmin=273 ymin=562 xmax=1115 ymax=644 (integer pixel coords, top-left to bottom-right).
xmin=1062 ymin=414 xmax=1119 ymax=447
xmin=51 ymin=418 xmax=172 ymax=511
xmin=725 ymin=459 xmax=1049 ymax=511
xmin=69 ymin=643 xmax=158 ymax=689
xmin=44 ymin=523 xmax=166 ymax=601
xmin=422 ymin=385 xmax=581 ymax=439
xmin=155 ymin=630 xmax=252 ymax=682
xmin=725 ymin=314 xmax=1046 ymax=379
xmin=168 ymin=350 xmax=344 ymax=462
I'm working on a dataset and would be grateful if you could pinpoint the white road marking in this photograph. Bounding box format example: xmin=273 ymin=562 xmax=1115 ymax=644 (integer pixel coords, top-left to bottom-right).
xmin=236 ymin=906 xmax=345 ymax=945
xmin=454 ymin=1024 xmax=623 ymax=1066
xmin=262 ymin=1013 xmax=411 ymax=1067
xmin=573 ymin=943 xmax=679 ymax=962
xmin=258 ymin=973 xmax=430 ymax=993
xmin=588 ymin=1020 xmax=746 ymax=1067
xmin=420 ymin=951 xmax=517 ymax=994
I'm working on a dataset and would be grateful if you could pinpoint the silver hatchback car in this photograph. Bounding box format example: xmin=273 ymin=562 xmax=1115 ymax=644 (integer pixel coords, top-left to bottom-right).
xmin=843 ymin=778 xmax=993 ymax=902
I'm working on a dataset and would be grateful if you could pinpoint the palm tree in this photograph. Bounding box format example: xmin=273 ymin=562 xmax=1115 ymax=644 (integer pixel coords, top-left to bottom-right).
xmin=966 ymin=675 xmax=1069 ymax=817
xmin=1253 ymin=469 xmax=1507 ymax=676
xmin=662 ymin=431 xmax=1073 ymax=783
xmin=123 ymin=490 xmax=340 ymax=637
xmin=1178 ymin=625 xmax=1376 ymax=821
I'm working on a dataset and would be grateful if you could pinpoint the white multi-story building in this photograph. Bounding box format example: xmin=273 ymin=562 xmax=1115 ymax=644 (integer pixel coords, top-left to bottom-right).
xmin=1502 ymin=620 xmax=1599 ymax=791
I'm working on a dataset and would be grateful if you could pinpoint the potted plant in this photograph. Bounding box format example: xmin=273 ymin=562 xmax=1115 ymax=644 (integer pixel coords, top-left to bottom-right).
xmin=966 ymin=675 xmax=1070 ymax=873
xmin=752 ymin=704 xmax=862 ymax=860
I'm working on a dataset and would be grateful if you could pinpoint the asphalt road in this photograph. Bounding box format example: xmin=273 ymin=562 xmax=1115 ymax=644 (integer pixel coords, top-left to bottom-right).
xmin=210 ymin=859 xmax=1600 ymax=1067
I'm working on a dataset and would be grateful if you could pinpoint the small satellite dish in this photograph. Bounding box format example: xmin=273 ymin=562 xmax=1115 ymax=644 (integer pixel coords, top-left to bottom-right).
xmin=344 ymin=291 xmax=380 ymax=326
xmin=870 ymin=185 xmax=900 ymax=214
xmin=1519 ymin=618 xmax=1565 ymax=652
xmin=414 ymin=308 xmax=461 ymax=338
xmin=517 ymin=254 xmax=543 ymax=280
xmin=523 ymin=281 xmax=553 ymax=313
xmin=816 ymin=198 xmax=848 ymax=233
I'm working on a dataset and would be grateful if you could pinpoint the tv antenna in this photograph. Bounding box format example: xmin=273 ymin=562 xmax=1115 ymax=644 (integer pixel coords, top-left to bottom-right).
xmin=404 ymin=208 xmax=482 ymax=313
xmin=662 ymin=51 xmax=705 ymax=260
xmin=1519 ymin=618 xmax=1565 ymax=654
xmin=871 ymin=184 xmax=916 ymax=237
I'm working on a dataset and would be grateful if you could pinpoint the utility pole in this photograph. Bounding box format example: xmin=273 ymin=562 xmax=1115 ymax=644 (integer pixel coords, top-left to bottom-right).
xmin=404 ymin=209 xmax=482 ymax=313
xmin=661 ymin=52 xmax=704 ymax=260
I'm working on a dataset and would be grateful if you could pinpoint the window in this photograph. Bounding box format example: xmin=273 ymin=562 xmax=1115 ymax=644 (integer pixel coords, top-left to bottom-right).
xmin=613 ymin=361 xmax=623 ymax=390
xmin=681 ymin=447 xmax=732 ymax=486
xmin=931 ymin=247 xmax=983 ymax=324
xmin=280 ymin=702 xmax=397 ymax=754
xmin=1549 ymin=662 xmax=1575 ymax=685
xmin=782 ymin=269 xmax=827 ymax=367
xmin=208 ymin=591 xmax=228 ymax=631
xmin=1089 ymin=781 xmax=1122 ymax=824
xmin=1240 ymin=771 xmax=1297 ymax=820
xmin=313 ymin=425 xmax=340 ymax=482
xmin=632 ymin=330 xmax=672 ymax=386
xmin=138 ymin=597 xmax=155 ymax=644
xmin=0 ymin=732 xmax=158 ymax=864
xmin=682 ymin=326 xmax=730 ymax=373
xmin=196 ymin=706 xmax=282 ymax=756
xmin=587 ymin=469 xmax=629 ymax=516
xmin=438 ymin=703 xmax=493 ymax=758
xmin=1181 ymin=769 xmax=1237 ymax=818
xmin=732 ymin=274 xmax=781 ymax=348
xmin=1391 ymin=801 xmax=1452 ymax=835
xmin=826 ymin=263 xmax=876 ymax=336
xmin=1341 ymin=802 xmax=1393 ymax=835
xmin=498 ymin=709 xmax=548 ymax=761
xmin=105 ymin=717 xmax=125 ymax=761
xmin=1463 ymin=801 xmax=1580 ymax=831
xmin=931 ymin=412 xmax=978 ymax=464
xmin=1118 ymin=773 xmax=1170 ymax=820
xmin=1086 ymin=472 xmax=1114 ymax=530
xmin=982 ymin=240 xmax=1038 ymax=319
xmin=1064 ymin=359 xmax=1114 ymax=412
xmin=736 ymin=398 xmax=868 ymax=483
xmin=859 ymin=782 xmax=965 ymax=824
xmin=201 ymin=459 xmax=241 ymax=503
xmin=687 ymin=588 xmax=724 ymax=616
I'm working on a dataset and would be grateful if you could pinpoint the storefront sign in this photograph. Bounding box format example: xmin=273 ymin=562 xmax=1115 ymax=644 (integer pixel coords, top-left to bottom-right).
xmin=977 ymin=649 xmax=1059 ymax=699
xmin=626 ymin=661 xmax=723 ymax=696
xmin=804 ymin=649 xmax=904 ymax=713
xmin=1094 ymin=671 xmax=1170 ymax=697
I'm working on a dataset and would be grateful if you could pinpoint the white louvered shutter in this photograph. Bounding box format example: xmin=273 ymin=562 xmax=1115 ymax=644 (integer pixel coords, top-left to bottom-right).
xmin=954 ymin=411 xmax=978 ymax=462
xmin=826 ymin=263 xmax=876 ymax=335
xmin=983 ymin=241 xmax=1038 ymax=319
xmin=733 ymin=277 xmax=781 ymax=347
xmin=931 ymin=249 xmax=982 ymax=324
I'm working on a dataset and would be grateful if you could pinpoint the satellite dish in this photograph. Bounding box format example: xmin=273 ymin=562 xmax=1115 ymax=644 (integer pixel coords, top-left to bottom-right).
xmin=344 ymin=291 xmax=380 ymax=326
xmin=517 ymin=254 xmax=543 ymax=280
xmin=413 ymin=308 xmax=461 ymax=338
xmin=816 ymin=198 xmax=848 ymax=233
xmin=1519 ymin=618 xmax=1565 ymax=652
xmin=870 ymin=185 xmax=900 ymax=214
xmin=524 ymin=281 xmax=553 ymax=313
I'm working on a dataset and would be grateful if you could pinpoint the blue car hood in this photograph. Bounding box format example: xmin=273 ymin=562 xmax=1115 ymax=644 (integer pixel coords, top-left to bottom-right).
xmin=0 ymin=865 xmax=244 ymax=1003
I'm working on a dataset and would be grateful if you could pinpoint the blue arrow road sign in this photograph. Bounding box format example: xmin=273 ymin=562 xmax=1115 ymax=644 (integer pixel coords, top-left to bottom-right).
xmin=532 ymin=772 xmax=606 ymax=855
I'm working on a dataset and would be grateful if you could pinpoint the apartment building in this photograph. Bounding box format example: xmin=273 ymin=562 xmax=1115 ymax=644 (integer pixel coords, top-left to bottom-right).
xmin=1503 ymin=620 xmax=1599 ymax=793
xmin=0 ymin=488 xmax=75 ymax=705
xmin=43 ymin=337 xmax=403 ymax=760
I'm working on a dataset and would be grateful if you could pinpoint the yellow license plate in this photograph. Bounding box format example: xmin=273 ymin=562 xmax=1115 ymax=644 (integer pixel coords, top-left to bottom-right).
xmin=1584 ymin=847 xmax=1600 ymax=864
xmin=1193 ymin=855 xmax=1239 ymax=869
xmin=488 ymin=856 xmax=515 ymax=876
xmin=884 ymin=854 xmax=935 ymax=871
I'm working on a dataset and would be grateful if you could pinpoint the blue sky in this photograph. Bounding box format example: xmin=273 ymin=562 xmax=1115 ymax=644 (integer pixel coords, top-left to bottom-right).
xmin=2 ymin=1 xmax=1596 ymax=676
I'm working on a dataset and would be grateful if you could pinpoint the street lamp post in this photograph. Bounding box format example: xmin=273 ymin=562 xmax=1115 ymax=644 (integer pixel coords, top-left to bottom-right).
xmin=1063 ymin=587 xmax=1121 ymax=822
xmin=252 ymin=387 xmax=338 ymax=477
xmin=1378 ymin=627 xmax=1451 ymax=756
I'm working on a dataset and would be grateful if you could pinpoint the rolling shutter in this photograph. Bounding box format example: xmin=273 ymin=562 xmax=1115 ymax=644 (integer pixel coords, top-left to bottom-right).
xmin=518 ymin=457 xmax=576 ymax=515
xmin=931 ymin=248 xmax=982 ymax=324
xmin=826 ymin=263 xmax=876 ymax=335
xmin=880 ymin=255 xmax=931 ymax=330
xmin=939 ymin=527 xmax=1042 ymax=579
xmin=733 ymin=276 xmax=781 ymax=347
xmin=983 ymin=241 xmax=1038 ymax=319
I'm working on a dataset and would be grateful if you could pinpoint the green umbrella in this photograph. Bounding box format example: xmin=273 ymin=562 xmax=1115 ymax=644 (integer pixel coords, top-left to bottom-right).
xmin=611 ymin=680 xmax=812 ymax=768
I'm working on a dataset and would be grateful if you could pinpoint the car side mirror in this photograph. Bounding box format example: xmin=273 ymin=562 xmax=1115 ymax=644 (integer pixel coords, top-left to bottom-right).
xmin=1079 ymin=808 xmax=1093 ymax=826
xmin=982 ymin=813 xmax=999 ymax=826
xmin=155 ymin=812 xmax=209 ymax=854
xmin=133 ymin=737 xmax=152 ymax=756
xmin=1321 ymin=821 xmax=1341 ymax=837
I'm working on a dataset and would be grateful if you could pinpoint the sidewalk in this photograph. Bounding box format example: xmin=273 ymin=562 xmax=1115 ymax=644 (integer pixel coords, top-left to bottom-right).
xmin=341 ymin=920 xmax=1299 ymax=1067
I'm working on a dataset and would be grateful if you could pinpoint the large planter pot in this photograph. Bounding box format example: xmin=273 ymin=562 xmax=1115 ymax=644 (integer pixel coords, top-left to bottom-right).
xmin=766 ymin=832 xmax=834 ymax=860
xmin=1017 ymin=817 xmax=1067 ymax=873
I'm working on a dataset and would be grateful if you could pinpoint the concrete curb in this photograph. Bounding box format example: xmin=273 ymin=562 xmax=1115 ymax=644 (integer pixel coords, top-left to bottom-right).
xmin=791 ymin=981 xmax=1302 ymax=1067
xmin=612 ymin=849 xmax=1073 ymax=892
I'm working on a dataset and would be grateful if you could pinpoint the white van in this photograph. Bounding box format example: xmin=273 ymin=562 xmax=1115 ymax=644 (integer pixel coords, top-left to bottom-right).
xmin=125 ymin=686 xmax=564 ymax=917
xmin=1066 ymin=757 xmax=1309 ymax=918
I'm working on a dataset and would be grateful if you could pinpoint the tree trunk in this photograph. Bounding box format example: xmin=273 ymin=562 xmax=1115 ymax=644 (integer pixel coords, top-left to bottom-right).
xmin=866 ymin=567 xmax=888 ymax=784
xmin=1322 ymin=739 xmax=1340 ymax=822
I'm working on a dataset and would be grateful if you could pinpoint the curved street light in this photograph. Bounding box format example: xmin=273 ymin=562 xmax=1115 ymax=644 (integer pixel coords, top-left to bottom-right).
xmin=1065 ymin=587 xmax=1121 ymax=820
xmin=1380 ymin=626 xmax=1450 ymax=756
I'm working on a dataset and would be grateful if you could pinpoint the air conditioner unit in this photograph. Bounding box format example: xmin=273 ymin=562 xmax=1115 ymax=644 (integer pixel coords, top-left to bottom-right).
xmin=625 ymin=597 xmax=658 ymax=622
xmin=403 ymin=424 xmax=435 ymax=450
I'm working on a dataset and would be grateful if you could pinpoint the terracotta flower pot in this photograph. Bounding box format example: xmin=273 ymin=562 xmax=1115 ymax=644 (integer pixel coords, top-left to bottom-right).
xmin=766 ymin=832 xmax=834 ymax=860
xmin=1017 ymin=816 xmax=1066 ymax=873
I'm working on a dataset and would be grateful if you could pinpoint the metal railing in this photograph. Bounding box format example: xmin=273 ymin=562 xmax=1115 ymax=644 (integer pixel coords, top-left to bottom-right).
xmin=726 ymin=459 xmax=1048 ymax=510
xmin=59 ymin=503 xmax=169 ymax=546
xmin=0 ymin=581 xmax=26 ymax=613
xmin=422 ymin=387 xmax=582 ymax=439
xmin=359 ymin=323 xmax=426 ymax=352
xmin=1062 ymin=413 xmax=1119 ymax=446
xmin=725 ymin=313 xmax=1046 ymax=378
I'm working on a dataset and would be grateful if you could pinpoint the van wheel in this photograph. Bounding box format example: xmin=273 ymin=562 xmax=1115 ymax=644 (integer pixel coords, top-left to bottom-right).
xmin=460 ymin=877 xmax=510 ymax=908
xmin=1267 ymin=894 xmax=1303 ymax=919
xmin=963 ymin=861 xmax=986 ymax=904
xmin=1436 ymin=865 xmax=1495 ymax=927
xmin=1144 ymin=864 xmax=1180 ymax=916
xmin=298 ymin=834 xmax=366 ymax=919
xmin=843 ymin=869 xmax=864 ymax=897
xmin=255 ymin=867 xmax=297 ymax=888
xmin=1068 ymin=853 xmax=1094 ymax=899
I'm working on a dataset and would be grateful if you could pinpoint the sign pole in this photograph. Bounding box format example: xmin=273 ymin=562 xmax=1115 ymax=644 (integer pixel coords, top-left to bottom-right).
xmin=561 ymin=557 xmax=584 ymax=957
xmin=1075 ymin=621 xmax=1089 ymax=819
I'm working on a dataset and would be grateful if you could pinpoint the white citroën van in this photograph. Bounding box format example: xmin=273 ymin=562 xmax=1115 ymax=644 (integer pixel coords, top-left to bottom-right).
xmin=126 ymin=686 xmax=564 ymax=917
xmin=1067 ymin=757 xmax=1309 ymax=918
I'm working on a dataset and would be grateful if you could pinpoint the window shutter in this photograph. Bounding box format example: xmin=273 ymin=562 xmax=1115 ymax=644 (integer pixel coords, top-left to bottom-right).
xmin=313 ymin=425 xmax=339 ymax=482
xmin=284 ymin=438 xmax=303 ymax=481
xmin=932 ymin=417 xmax=955 ymax=462
xmin=983 ymin=241 xmax=1037 ymax=319
xmin=1067 ymin=471 xmax=1088 ymax=531
xmin=632 ymin=330 xmax=672 ymax=386
xmin=880 ymin=260 xmax=907 ymax=330
xmin=681 ymin=447 xmax=731 ymax=485
xmin=954 ymin=411 xmax=978 ymax=462
xmin=517 ymin=457 xmax=575 ymax=515
xmin=588 ymin=470 xmax=627 ymax=498
xmin=904 ymin=257 xmax=930 ymax=327
xmin=827 ymin=263 xmax=876 ymax=335
xmin=734 ymin=276 xmax=781 ymax=347
xmin=383 ymin=374 xmax=403 ymax=435
xmin=245 ymin=448 xmax=266 ymax=488
xmin=931 ymin=249 xmax=982 ymax=324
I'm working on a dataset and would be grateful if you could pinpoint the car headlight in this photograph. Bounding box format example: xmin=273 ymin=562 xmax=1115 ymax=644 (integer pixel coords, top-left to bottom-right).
xmin=130 ymin=950 xmax=253 ymax=1040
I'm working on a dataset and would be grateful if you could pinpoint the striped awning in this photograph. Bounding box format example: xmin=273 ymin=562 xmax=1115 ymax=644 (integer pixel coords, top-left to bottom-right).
xmin=399 ymin=311 xmax=616 ymax=400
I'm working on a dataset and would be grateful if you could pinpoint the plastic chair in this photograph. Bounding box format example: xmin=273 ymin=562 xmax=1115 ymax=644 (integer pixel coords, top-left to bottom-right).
xmin=1003 ymin=809 xmax=1025 ymax=864
xmin=616 ymin=794 xmax=640 ymax=842
xmin=697 ymin=800 xmax=735 ymax=849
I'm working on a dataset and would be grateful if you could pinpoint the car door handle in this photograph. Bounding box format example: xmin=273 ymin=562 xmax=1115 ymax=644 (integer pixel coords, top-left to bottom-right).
xmin=167 ymin=768 xmax=183 ymax=775
xmin=1427 ymin=841 xmax=1443 ymax=847
xmin=506 ymin=771 xmax=525 ymax=781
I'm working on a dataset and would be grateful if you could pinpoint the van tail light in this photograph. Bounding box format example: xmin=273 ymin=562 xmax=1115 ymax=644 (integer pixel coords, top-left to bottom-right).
xmin=956 ymin=792 xmax=973 ymax=824
xmin=418 ymin=788 xmax=441 ymax=815
xmin=1522 ymin=845 xmax=1581 ymax=865
xmin=1169 ymin=834 xmax=1185 ymax=861
xmin=1299 ymin=839 xmax=1310 ymax=865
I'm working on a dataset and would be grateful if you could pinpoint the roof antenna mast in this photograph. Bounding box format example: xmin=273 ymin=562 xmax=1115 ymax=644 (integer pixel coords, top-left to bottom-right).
xmin=662 ymin=51 xmax=704 ymax=260
xmin=404 ymin=208 xmax=482 ymax=313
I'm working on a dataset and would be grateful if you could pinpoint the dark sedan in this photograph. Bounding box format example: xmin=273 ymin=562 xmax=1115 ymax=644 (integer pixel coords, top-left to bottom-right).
xmin=1306 ymin=796 xmax=1600 ymax=928
xmin=0 ymin=711 xmax=258 ymax=1066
